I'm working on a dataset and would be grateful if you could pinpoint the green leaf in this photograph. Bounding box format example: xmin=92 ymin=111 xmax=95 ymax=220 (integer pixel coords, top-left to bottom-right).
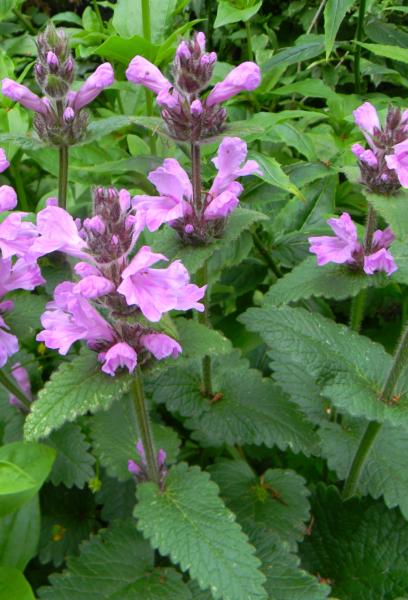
xmin=240 ymin=305 xmax=408 ymax=429
xmin=214 ymin=0 xmax=262 ymax=27
xmin=0 ymin=567 xmax=35 ymax=600
xmin=4 ymin=292 xmax=47 ymax=342
xmin=0 ymin=441 xmax=55 ymax=517
xmin=320 ymin=417 xmax=408 ymax=520
xmin=152 ymin=355 xmax=318 ymax=454
xmin=300 ymin=484 xmax=408 ymax=600
xmin=135 ymin=463 xmax=267 ymax=600
xmin=250 ymin=152 xmax=304 ymax=200
xmin=90 ymin=395 xmax=180 ymax=481
xmin=272 ymin=79 xmax=335 ymax=99
xmin=94 ymin=35 xmax=157 ymax=64
xmin=324 ymin=0 xmax=355 ymax=59
xmin=0 ymin=0 xmax=22 ymax=20
xmin=209 ymin=460 xmax=311 ymax=548
xmin=112 ymin=0 xmax=177 ymax=43
xmin=264 ymin=256 xmax=386 ymax=305
xmin=24 ymin=350 xmax=132 ymax=441
xmin=0 ymin=496 xmax=40 ymax=570
xmin=175 ymin=318 xmax=232 ymax=359
xmin=38 ymin=519 xmax=191 ymax=599
xmin=358 ymin=41 xmax=408 ymax=65
xmin=47 ymin=423 xmax=95 ymax=489
xmin=364 ymin=190 xmax=408 ymax=241
xmin=263 ymin=37 xmax=325 ymax=72
xmin=151 ymin=208 xmax=267 ymax=274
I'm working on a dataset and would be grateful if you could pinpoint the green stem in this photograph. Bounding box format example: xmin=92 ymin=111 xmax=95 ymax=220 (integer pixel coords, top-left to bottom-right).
xmin=92 ymin=0 xmax=104 ymax=31
xmin=342 ymin=319 xmax=408 ymax=499
xmin=0 ymin=369 xmax=31 ymax=411
xmin=354 ymin=0 xmax=367 ymax=94
xmin=349 ymin=289 xmax=367 ymax=332
xmin=131 ymin=370 xmax=160 ymax=485
xmin=252 ymin=231 xmax=281 ymax=279
xmin=141 ymin=0 xmax=156 ymax=154
xmin=58 ymin=146 xmax=69 ymax=210
xmin=245 ymin=20 xmax=253 ymax=61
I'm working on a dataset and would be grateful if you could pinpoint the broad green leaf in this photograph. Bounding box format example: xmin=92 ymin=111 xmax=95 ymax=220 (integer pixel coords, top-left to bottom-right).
xmin=151 ymin=208 xmax=267 ymax=274
xmin=264 ymin=256 xmax=386 ymax=305
xmin=152 ymin=355 xmax=318 ymax=454
xmin=112 ymin=0 xmax=177 ymax=43
xmin=94 ymin=35 xmax=158 ymax=64
xmin=263 ymin=37 xmax=325 ymax=72
xmin=209 ymin=460 xmax=310 ymax=548
xmin=135 ymin=463 xmax=267 ymax=600
xmin=0 ymin=496 xmax=40 ymax=570
xmin=272 ymin=79 xmax=335 ymax=100
xmin=324 ymin=0 xmax=355 ymax=59
xmin=38 ymin=519 xmax=191 ymax=599
xmin=320 ymin=418 xmax=408 ymax=520
xmin=0 ymin=566 xmax=35 ymax=600
xmin=364 ymin=190 xmax=408 ymax=241
xmin=240 ymin=305 xmax=408 ymax=429
xmin=91 ymin=395 xmax=180 ymax=481
xmin=4 ymin=292 xmax=47 ymax=342
xmin=251 ymin=152 xmax=304 ymax=200
xmin=214 ymin=0 xmax=262 ymax=28
xmin=358 ymin=41 xmax=408 ymax=65
xmin=0 ymin=0 xmax=22 ymax=20
xmin=0 ymin=441 xmax=55 ymax=517
xmin=47 ymin=423 xmax=95 ymax=489
xmin=24 ymin=350 xmax=132 ymax=441
xmin=175 ymin=317 xmax=232 ymax=359
xmin=300 ymin=485 xmax=408 ymax=600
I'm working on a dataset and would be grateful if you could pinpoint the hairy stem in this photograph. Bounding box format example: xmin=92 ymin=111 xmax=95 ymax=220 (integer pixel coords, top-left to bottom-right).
xmin=354 ymin=0 xmax=367 ymax=94
xmin=58 ymin=146 xmax=69 ymax=210
xmin=141 ymin=0 xmax=157 ymax=154
xmin=191 ymin=141 xmax=202 ymax=211
xmin=364 ymin=203 xmax=377 ymax=254
xmin=0 ymin=369 xmax=31 ymax=411
xmin=349 ymin=289 xmax=367 ymax=332
xmin=343 ymin=319 xmax=408 ymax=499
xmin=131 ymin=370 xmax=160 ymax=485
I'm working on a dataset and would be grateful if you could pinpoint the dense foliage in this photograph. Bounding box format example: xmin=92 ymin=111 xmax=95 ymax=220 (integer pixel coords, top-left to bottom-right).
xmin=1 ymin=1 xmax=408 ymax=599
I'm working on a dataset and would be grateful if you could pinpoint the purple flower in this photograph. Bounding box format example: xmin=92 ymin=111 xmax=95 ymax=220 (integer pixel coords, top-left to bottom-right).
xmin=0 ymin=185 xmax=17 ymax=211
xmin=363 ymin=248 xmax=397 ymax=276
xmin=210 ymin=136 xmax=262 ymax=196
xmin=1 ymin=79 xmax=48 ymax=114
xmin=351 ymin=143 xmax=378 ymax=168
xmin=74 ymin=262 xmax=101 ymax=278
xmin=63 ymin=107 xmax=75 ymax=123
xmin=190 ymin=99 xmax=203 ymax=116
xmin=73 ymin=63 xmax=114 ymax=111
xmin=0 ymin=212 xmax=38 ymax=258
xmin=206 ymin=62 xmax=261 ymax=107
xmin=0 ymin=148 xmax=10 ymax=174
xmin=0 ymin=317 xmax=18 ymax=368
xmin=0 ymin=257 xmax=44 ymax=295
xmin=309 ymin=213 xmax=360 ymax=266
xmin=73 ymin=275 xmax=115 ymax=299
xmin=128 ymin=439 xmax=168 ymax=487
xmin=353 ymin=102 xmax=380 ymax=138
xmin=203 ymin=190 xmax=239 ymax=220
xmin=46 ymin=51 xmax=59 ymax=69
xmin=117 ymin=245 xmax=206 ymax=322
xmin=141 ymin=333 xmax=182 ymax=359
xmin=32 ymin=206 xmax=88 ymax=259
xmin=8 ymin=363 xmax=32 ymax=413
xmin=126 ymin=56 xmax=171 ymax=95
xmin=385 ymin=143 xmax=408 ymax=188
xmin=99 ymin=342 xmax=137 ymax=376
xmin=37 ymin=281 xmax=115 ymax=355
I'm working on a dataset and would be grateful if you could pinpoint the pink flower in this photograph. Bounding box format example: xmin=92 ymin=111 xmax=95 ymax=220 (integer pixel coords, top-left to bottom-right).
xmin=99 ymin=342 xmax=137 ymax=376
xmin=117 ymin=245 xmax=206 ymax=322
xmin=0 ymin=212 xmax=38 ymax=258
xmin=8 ymin=363 xmax=32 ymax=412
xmin=73 ymin=275 xmax=115 ymax=299
xmin=157 ymin=88 xmax=181 ymax=110
xmin=351 ymin=143 xmax=378 ymax=168
xmin=353 ymin=102 xmax=380 ymax=137
xmin=74 ymin=262 xmax=101 ymax=278
xmin=63 ymin=107 xmax=75 ymax=123
xmin=204 ymin=190 xmax=239 ymax=220
xmin=364 ymin=248 xmax=397 ymax=276
xmin=37 ymin=282 xmax=115 ymax=355
xmin=0 ymin=257 xmax=44 ymax=295
xmin=0 ymin=149 xmax=9 ymax=173
xmin=32 ymin=206 xmax=88 ymax=259
xmin=210 ymin=137 xmax=262 ymax=196
xmin=1 ymin=79 xmax=48 ymax=114
xmin=190 ymin=99 xmax=203 ymax=116
xmin=0 ymin=317 xmax=18 ymax=367
xmin=308 ymin=213 xmax=360 ymax=266
xmin=385 ymin=145 xmax=408 ymax=188
xmin=141 ymin=333 xmax=182 ymax=359
xmin=206 ymin=62 xmax=261 ymax=107
xmin=126 ymin=56 xmax=171 ymax=95
xmin=0 ymin=185 xmax=17 ymax=211
xmin=133 ymin=159 xmax=193 ymax=232
xmin=73 ymin=63 xmax=114 ymax=111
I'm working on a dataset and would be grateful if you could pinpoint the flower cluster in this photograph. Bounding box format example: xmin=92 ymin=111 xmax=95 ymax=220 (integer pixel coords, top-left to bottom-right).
xmin=309 ymin=212 xmax=397 ymax=276
xmin=126 ymin=31 xmax=261 ymax=141
xmin=128 ymin=440 xmax=167 ymax=489
xmin=0 ymin=151 xmax=44 ymax=368
xmin=1 ymin=23 xmax=114 ymax=146
xmin=134 ymin=136 xmax=261 ymax=244
xmin=352 ymin=102 xmax=408 ymax=194
xmin=34 ymin=187 xmax=206 ymax=376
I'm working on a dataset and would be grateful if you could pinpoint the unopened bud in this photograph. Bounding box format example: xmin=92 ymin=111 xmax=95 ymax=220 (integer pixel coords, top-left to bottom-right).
xmin=47 ymin=51 xmax=59 ymax=70
xmin=176 ymin=41 xmax=191 ymax=61
xmin=190 ymin=99 xmax=203 ymax=117
xmin=63 ymin=106 xmax=75 ymax=122
xmin=184 ymin=223 xmax=194 ymax=234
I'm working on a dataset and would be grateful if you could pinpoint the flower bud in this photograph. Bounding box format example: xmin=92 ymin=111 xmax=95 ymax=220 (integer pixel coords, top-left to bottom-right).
xmin=63 ymin=106 xmax=75 ymax=123
xmin=206 ymin=62 xmax=261 ymax=107
xmin=73 ymin=63 xmax=114 ymax=111
xmin=47 ymin=51 xmax=59 ymax=70
xmin=190 ymin=99 xmax=203 ymax=116
xmin=1 ymin=79 xmax=48 ymax=114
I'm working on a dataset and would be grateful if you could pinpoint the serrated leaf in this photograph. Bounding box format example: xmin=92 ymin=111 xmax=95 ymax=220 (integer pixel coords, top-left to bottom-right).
xmin=38 ymin=519 xmax=191 ymax=599
xmin=240 ymin=305 xmax=408 ymax=429
xmin=364 ymin=190 xmax=408 ymax=241
xmin=24 ymin=350 xmax=132 ymax=441
xmin=152 ymin=356 xmax=318 ymax=454
xmin=209 ymin=460 xmax=310 ymax=549
xmin=90 ymin=395 xmax=180 ymax=481
xmin=324 ymin=0 xmax=355 ymax=59
xmin=47 ymin=423 xmax=95 ymax=489
xmin=265 ymin=256 xmax=385 ymax=305
xmin=214 ymin=0 xmax=262 ymax=27
xmin=151 ymin=208 xmax=267 ymax=274
xmin=135 ymin=462 xmax=267 ymax=600
xmin=0 ymin=567 xmax=35 ymax=600
xmin=250 ymin=152 xmax=304 ymax=200
xmin=176 ymin=318 xmax=232 ymax=359
xmin=300 ymin=484 xmax=408 ymax=600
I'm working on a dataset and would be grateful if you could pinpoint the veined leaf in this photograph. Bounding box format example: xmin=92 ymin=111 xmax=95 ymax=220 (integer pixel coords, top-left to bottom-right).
xmin=47 ymin=424 xmax=95 ymax=489
xmin=250 ymin=152 xmax=304 ymax=200
xmin=214 ymin=0 xmax=262 ymax=28
xmin=324 ymin=0 xmax=355 ymax=59
xmin=135 ymin=463 xmax=267 ymax=600
xmin=263 ymin=38 xmax=325 ymax=72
